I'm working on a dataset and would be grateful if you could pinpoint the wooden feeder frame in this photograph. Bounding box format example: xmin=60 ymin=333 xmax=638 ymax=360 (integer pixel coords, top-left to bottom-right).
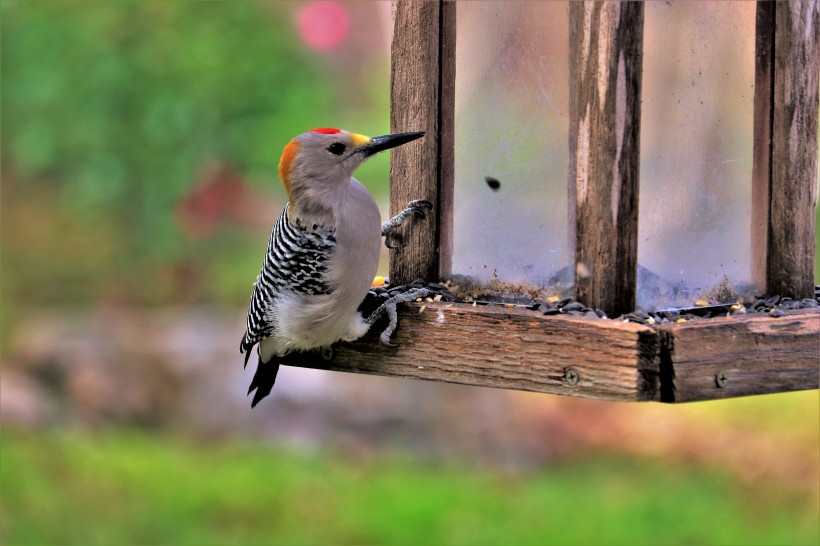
xmin=287 ymin=1 xmax=820 ymax=403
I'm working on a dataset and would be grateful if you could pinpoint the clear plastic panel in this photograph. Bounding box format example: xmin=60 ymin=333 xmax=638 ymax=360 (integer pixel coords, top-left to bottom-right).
xmin=452 ymin=1 xmax=571 ymax=301
xmin=639 ymin=1 xmax=757 ymax=309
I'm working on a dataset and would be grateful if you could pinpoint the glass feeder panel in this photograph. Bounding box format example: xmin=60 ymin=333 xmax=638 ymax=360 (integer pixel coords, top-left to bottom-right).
xmin=638 ymin=1 xmax=756 ymax=310
xmin=452 ymin=1 xmax=571 ymax=301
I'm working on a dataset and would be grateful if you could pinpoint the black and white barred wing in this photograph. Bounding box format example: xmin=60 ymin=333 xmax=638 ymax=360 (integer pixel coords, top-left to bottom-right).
xmin=239 ymin=204 xmax=336 ymax=366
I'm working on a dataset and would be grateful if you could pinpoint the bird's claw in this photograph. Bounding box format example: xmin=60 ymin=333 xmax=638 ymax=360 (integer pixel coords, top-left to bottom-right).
xmin=381 ymin=200 xmax=432 ymax=249
xmin=409 ymin=200 xmax=433 ymax=219
xmin=409 ymin=199 xmax=433 ymax=209
xmin=384 ymin=233 xmax=398 ymax=249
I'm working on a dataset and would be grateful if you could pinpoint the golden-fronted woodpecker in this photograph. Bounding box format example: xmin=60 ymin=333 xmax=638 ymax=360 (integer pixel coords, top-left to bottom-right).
xmin=240 ymin=127 xmax=430 ymax=407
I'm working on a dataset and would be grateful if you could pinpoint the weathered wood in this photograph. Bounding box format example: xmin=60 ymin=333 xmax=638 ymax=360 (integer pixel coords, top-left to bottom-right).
xmin=283 ymin=303 xmax=661 ymax=402
xmin=389 ymin=0 xmax=442 ymax=284
xmin=569 ymin=2 xmax=644 ymax=318
xmin=657 ymin=309 xmax=820 ymax=403
xmin=281 ymin=302 xmax=818 ymax=403
xmin=437 ymin=0 xmax=456 ymax=278
xmin=754 ymin=0 xmax=819 ymax=300
xmin=751 ymin=1 xmax=775 ymax=291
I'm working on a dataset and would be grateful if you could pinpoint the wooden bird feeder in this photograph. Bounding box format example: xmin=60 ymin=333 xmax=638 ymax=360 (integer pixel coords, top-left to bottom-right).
xmin=286 ymin=1 xmax=819 ymax=403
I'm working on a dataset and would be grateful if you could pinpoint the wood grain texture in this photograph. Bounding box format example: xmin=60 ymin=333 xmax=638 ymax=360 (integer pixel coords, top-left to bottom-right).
xmin=280 ymin=303 xmax=818 ymax=403
xmin=751 ymin=1 xmax=775 ymax=291
xmin=767 ymin=0 xmax=819 ymax=299
xmin=657 ymin=309 xmax=820 ymax=403
xmin=569 ymin=2 xmax=644 ymax=318
xmin=390 ymin=0 xmax=441 ymax=284
xmin=281 ymin=303 xmax=661 ymax=402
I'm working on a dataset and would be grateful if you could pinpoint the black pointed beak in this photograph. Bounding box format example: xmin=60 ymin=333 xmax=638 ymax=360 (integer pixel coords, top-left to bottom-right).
xmin=360 ymin=131 xmax=425 ymax=158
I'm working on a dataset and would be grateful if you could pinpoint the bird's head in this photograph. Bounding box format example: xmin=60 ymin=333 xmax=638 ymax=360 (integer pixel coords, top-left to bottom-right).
xmin=278 ymin=128 xmax=424 ymax=203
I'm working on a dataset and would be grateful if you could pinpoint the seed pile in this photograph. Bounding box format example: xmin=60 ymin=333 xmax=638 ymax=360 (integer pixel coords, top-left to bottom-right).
xmin=364 ymin=280 xmax=820 ymax=328
xmin=618 ymin=289 xmax=820 ymax=326
xmin=366 ymin=279 xmax=458 ymax=305
xmin=533 ymin=297 xmax=606 ymax=318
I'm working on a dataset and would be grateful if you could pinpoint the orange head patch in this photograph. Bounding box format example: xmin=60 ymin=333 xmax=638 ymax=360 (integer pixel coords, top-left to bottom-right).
xmin=278 ymin=139 xmax=300 ymax=194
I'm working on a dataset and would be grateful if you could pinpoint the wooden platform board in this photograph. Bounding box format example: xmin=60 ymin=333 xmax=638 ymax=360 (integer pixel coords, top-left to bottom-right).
xmin=281 ymin=303 xmax=819 ymax=403
xmin=657 ymin=308 xmax=820 ymax=402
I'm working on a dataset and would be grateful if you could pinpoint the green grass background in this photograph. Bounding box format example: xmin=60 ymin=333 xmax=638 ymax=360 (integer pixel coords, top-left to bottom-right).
xmin=2 ymin=429 xmax=818 ymax=546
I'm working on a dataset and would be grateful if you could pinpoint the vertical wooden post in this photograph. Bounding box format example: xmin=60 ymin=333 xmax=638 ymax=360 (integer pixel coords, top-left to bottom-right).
xmin=569 ymin=1 xmax=645 ymax=317
xmin=753 ymin=0 xmax=819 ymax=300
xmin=437 ymin=0 xmax=456 ymax=278
xmin=389 ymin=0 xmax=454 ymax=284
xmin=751 ymin=1 xmax=775 ymax=292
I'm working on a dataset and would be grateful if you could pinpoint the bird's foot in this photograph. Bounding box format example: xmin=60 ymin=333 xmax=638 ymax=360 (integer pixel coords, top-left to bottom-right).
xmin=366 ymin=287 xmax=430 ymax=346
xmin=381 ymin=200 xmax=433 ymax=249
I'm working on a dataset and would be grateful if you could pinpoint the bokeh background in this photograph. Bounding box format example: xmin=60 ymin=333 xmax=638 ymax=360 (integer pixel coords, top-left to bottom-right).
xmin=1 ymin=1 xmax=818 ymax=544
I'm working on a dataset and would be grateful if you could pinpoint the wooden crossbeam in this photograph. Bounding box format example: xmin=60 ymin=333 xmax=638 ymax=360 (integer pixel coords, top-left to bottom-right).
xmin=657 ymin=309 xmax=820 ymax=402
xmin=284 ymin=303 xmax=661 ymax=402
xmin=282 ymin=303 xmax=819 ymax=403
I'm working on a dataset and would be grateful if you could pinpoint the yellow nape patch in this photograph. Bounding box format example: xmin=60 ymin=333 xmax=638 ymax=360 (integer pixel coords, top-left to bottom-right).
xmin=351 ymin=133 xmax=371 ymax=148
xmin=278 ymin=139 xmax=300 ymax=193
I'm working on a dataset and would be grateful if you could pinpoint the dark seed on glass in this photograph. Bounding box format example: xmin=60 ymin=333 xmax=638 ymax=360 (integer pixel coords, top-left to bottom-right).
xmin=485 ymin=176 xmax=501 ymax=191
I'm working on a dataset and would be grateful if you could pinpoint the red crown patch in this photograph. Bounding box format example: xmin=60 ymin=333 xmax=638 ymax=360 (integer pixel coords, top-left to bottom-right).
xmin=310 ymin=127 xmax=341 ymax=134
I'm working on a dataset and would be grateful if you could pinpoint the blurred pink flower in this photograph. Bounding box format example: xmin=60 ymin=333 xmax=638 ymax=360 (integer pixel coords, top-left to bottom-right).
xmin=297 ymin=1 xmax=349 ymax=52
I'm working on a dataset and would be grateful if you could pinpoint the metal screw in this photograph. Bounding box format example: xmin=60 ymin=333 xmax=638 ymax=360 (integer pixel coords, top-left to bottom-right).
xmin=564 ymin=367 xmax=580 ymax=387
xmin=715 ymin=371 xmax=728 ymax=388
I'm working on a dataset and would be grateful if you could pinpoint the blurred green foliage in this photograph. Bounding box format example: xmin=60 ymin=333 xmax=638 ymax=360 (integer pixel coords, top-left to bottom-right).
xmin=2 ymin=430 xmax=818 ymax=545
xmin=3 ymin=0 xmax=319 ymax=247
xmin=1 ymin=0 xmax=390 ymax=313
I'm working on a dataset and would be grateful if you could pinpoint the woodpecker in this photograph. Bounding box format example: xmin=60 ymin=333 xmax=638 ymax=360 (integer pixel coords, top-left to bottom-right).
xmin=240 ymin=127 xmax=430 ymax=407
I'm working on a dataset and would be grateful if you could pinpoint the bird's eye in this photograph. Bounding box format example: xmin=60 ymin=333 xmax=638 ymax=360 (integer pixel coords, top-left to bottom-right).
xmin=328 ymin=142 xmax=346 ymax=156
